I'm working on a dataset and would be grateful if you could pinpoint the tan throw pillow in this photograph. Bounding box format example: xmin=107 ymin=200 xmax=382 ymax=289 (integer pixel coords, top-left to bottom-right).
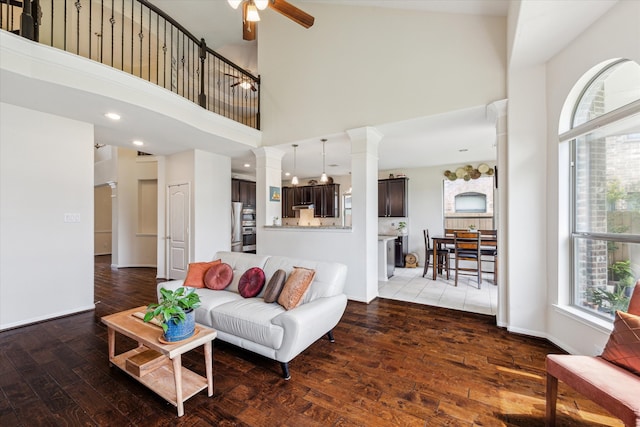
xmin=183 ymin=260 xmax=221 ymax=288
xmin=263 ymin=269 xmax=287 ymax=303
xmin=277 ymin=267 xmax=315 ymax=310
xmin=601 ymin=310 xmax=640 ymax=375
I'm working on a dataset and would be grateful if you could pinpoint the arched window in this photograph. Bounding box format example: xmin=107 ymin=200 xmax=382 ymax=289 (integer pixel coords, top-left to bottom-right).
xmin=561 ymin=59 xmax=640 ymax=319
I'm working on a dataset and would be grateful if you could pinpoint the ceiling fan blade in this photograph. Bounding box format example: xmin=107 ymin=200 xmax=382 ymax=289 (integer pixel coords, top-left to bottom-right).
xmin=230 ymin=82 xmax=242 ymax=88
xmin=224 ymin=73 xmax=240 ymax=78
xmin=268 ymin=0 xmax=315 ymax=29
xmin=251 ymin=84 xmax=257 ymax=92
xmin=242 ymin=1 xmax=257 ymax=41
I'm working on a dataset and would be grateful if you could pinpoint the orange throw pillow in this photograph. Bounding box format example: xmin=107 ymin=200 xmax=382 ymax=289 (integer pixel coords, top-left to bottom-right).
xmin=601 ymin=310 xmax=640 ymax=375
xmin=277 ymin=267 xmax=315 ymax=310
xmin=183 ymin=260 xmax=221 ymax=288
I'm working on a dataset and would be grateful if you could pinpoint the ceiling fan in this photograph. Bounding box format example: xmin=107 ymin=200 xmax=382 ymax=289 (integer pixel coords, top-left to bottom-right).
xmin=225 ymin=73 xmax=258 ymax=91
xmin=227 ymin=0 xmax=315 ymax=41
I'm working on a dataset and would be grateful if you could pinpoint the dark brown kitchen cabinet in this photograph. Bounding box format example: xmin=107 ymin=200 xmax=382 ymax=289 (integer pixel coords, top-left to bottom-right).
xmin=378 ymin=178 xmax=408 ymax=217
xmin=312 ymin=184 xmax=339 ymax=218
xmin=281 ymin=187 xmax=295 ymax=218
xmin=281 ymin=184 xmax=339 ymax=218
xmin=232 ymin=179 xmax=256 ymax=208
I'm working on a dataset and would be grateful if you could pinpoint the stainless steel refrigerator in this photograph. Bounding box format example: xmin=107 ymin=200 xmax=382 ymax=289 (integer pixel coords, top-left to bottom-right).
xmin=231 ymin=202 xmax=243 ymax=252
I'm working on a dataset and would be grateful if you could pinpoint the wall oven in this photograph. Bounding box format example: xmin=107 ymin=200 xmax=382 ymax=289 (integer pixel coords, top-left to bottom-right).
xmin=242 ymin=226 xmax=256 ymax=252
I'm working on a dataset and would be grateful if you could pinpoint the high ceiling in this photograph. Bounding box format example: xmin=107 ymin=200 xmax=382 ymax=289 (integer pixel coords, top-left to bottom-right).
xmin=147 ymin=0 xmax=509 ymax=177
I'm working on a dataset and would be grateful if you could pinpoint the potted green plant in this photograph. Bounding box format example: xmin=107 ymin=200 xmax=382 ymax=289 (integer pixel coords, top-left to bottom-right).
xmin=144 ymin=287 xmax=201 ymax=342
xmin=397 ymin=221 xmax=407 ymax=235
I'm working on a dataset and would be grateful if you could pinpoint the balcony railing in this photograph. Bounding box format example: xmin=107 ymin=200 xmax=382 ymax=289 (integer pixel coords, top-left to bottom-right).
xmin=1 ymin=0 xmax=260 ymax=129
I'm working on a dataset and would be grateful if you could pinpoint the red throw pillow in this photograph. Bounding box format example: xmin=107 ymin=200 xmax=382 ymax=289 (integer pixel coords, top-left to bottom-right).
xmin=183 ymin=260 xmax=221 ymax=288
xmin=601 ymin=310 xmax=640 ymax=375
xmin=238 ymin=267 xmax=266 ymax=298
xmin=277 ymin=267 xmax=315 ymax=310
xmin=203 ymin=263 xmax=233 ymax=290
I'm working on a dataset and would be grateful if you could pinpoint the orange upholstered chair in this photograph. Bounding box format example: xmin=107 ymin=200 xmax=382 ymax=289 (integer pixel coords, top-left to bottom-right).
xmin=546 ymin=280 xmax=640 ymax=427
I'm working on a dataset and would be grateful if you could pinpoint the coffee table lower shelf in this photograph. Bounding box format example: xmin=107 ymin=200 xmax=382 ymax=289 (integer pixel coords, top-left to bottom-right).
xmin=111 ymin=346 xmax=208 ymax=408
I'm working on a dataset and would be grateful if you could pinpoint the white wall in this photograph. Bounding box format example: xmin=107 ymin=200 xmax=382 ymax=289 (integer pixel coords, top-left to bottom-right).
xmin=0 ymin=103 xmax=94 ymax=329
xmin=258 ymin=4 xmax=506 ymax=145
xmin=544 ymin=0 xmax=640 ymax=355
xmin=193 ymin=149 xmax=232 ymax=261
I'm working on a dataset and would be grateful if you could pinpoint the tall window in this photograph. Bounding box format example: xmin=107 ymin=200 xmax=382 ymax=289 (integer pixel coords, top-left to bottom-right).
xmin=565 ymin=59 xmax=640 ymax=319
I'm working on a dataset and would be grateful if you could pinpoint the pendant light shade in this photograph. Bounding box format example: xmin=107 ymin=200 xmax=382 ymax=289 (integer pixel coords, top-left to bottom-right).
xmin=320 ymin=138 xmax=328 ymax=183
xmin=291 ymin=144 xmax=299 ymax=186
xmin=228 ymin=0 xmax=242 ymax=9
xmin=246 ymin=2 xmax=260 ymax=22
xmin=254 ymin=0 xmax=269 ymax=10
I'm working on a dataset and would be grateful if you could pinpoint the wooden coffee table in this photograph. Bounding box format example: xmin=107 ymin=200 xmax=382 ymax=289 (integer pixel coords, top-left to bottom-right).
xmin=101 ymin=306 xmax=217 ymax=417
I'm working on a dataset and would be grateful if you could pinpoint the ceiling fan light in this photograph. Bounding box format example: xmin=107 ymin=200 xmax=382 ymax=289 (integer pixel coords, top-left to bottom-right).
xmin=254 ymin=0 xmax=269 ymax=10
xmin=246 ymin=4 xmax=260 ymax=22
xmin=239 ymin=81 xmax=252 ymax=90
xmin=228 ymin=0 xmax=242 ymax=9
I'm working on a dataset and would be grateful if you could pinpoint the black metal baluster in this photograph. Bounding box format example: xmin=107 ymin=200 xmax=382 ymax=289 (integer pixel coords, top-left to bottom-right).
xmin=129 ymin=0 xmax=132 ymax=73
xmin=63 ymin=0 xmax=67 ymax=50
xmin=147 ymin=7 xmax=150 ymax=81
xmin=109 ymin=0 xmax=114 ymax=67
xmin=138 ymin=0 xmax=142 ymax=77
xmin=75 ymin=0 xmax=80 ymax=54
xmin=99 ymin=0 xmax=103 ymax=63
xmin=88 ymin=0 xmax=91 ymax=59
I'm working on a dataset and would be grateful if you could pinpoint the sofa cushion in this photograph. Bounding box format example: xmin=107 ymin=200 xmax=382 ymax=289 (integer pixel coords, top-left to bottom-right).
xmin=204 ymin=263 xmax=233 ymax=290
xmin=238 ymin=267 xmax=266 ymax=298
xmin=601 ymin=310 xmax=640 ymax=375
xmin=263 ymin=269 xmax=287 ymax=303
xmin=192 ymin=289 xmax=244 ymax=325
xmin=278 ymin=267 xmax=315 ymax=310
xmin=183 ymin=260 xmax=221 ymax=288
xmin=211 ymin=299 xmax=285 ymax=349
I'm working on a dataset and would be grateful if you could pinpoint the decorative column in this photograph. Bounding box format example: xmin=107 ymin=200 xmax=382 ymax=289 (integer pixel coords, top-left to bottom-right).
xmin=487 ymin=99 xmax=507 ymax=327
xmin=347 ymin=126 xmax=383 ymax=303
xmin=253 ymin=147 xmax=285 ymax=254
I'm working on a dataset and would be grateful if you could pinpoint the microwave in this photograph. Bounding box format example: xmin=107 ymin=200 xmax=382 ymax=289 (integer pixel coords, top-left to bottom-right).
xmin=242 ymin=208 xmax=255 ymax=227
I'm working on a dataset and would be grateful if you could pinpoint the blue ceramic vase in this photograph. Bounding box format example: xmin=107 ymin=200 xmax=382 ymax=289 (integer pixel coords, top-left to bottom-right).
xmin=163 ymin=309 xmax=195 ymax=342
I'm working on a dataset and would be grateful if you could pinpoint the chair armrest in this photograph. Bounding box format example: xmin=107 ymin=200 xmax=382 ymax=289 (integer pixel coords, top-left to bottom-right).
xmin=271 ymin=294 xmax=347 ymax=363
xmin=155 ymin=280 xmax=184 ymax=301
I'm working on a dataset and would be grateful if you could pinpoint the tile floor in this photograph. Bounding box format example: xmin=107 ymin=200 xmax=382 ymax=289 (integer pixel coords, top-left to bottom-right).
xmin=378 ymin=266 xmax=498 ymax=315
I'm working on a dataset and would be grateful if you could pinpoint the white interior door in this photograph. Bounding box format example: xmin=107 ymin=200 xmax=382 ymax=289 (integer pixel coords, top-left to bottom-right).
xmin=168 ymin=183 xmax=189 ymax=279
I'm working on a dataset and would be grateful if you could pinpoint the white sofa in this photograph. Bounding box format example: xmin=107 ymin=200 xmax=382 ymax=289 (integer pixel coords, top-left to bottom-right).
xmin=157 ymin=251 xmax=348 ymax=379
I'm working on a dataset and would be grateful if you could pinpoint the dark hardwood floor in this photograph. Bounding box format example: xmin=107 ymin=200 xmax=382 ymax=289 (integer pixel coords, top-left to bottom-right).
xmin=0 ymin=255 xmax=621 ymax=426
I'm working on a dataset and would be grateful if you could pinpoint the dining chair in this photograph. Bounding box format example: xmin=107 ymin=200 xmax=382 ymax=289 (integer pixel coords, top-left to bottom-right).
xmin=422 ymin=229 xmax=449 ymax=279
xmin=453 ymin=231 xmax=482 ymax=288
xmin=479 ymin=229 xmax=498 ymax=285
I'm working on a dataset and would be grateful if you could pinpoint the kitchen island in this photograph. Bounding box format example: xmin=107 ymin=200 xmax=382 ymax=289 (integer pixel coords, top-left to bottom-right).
xmin=378 ymin=235 xmax=397 ymax=281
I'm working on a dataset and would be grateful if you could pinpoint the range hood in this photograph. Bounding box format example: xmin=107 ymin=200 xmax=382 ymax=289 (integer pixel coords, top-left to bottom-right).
xmin=292 ymin=204 xmax=315 ymax=210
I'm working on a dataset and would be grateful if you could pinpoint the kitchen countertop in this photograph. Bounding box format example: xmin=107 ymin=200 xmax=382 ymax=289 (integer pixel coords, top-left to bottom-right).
xmin=378 ymin=235 xmax=399 ymax=241
xmin=264 ymin=225 xmax=352 ymax=231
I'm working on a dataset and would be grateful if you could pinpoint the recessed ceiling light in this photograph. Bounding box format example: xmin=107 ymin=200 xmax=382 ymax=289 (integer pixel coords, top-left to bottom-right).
xmin=285 ymin=172 xmax=291 ymax=177
xmin=458 ymin=148 xmax=469 ymax=152
xmin=105 ymin=112 xmax=121 ymax=120
xmin=133 ymin=140 xmax=144 ymax=146
xmin=329 ymin=164 xmax=339 ymax=167
xmin=244 ymin=163 xmax=251 ymax=168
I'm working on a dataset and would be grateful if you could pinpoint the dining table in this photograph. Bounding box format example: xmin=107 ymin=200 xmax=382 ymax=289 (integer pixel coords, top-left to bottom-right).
xmin=431 ymin=234 xmax=498 ymax=281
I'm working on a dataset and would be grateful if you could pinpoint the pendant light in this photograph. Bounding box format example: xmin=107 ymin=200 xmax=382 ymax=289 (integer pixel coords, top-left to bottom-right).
xmin=291 ymin=144 xmax=299 ymax=186
xmin=320 ymin=138 xmax=328 ymax=183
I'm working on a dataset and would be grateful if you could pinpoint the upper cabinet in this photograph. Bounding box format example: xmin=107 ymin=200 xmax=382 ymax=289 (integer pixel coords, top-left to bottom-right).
xmin=378 ymin=178 xmax=408 ymax=217
xmin=232 ymin=179 xmax=256 ymax=208
xmin=312 ymin=184 xmax=339 ymax=218
xmin=281 ymin=184 xmax=340 ymax=218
